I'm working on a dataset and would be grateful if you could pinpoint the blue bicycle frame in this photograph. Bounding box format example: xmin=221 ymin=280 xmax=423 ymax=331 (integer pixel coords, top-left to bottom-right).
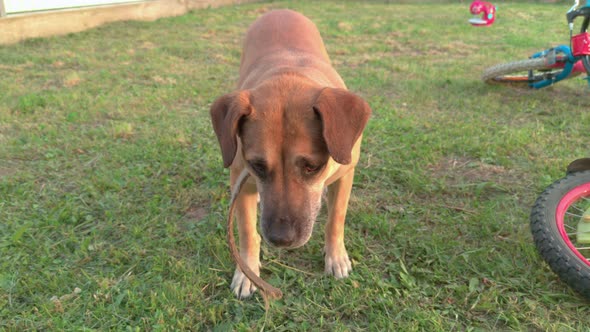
xmin=528 ymin=2 xmax=590 ymax=89
xmin=529 ymin=46 xmax=577 ymax=89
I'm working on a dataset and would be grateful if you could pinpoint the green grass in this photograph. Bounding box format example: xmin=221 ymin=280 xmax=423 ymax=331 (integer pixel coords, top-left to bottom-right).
xmin=1 ymin=0 xmax=590 ymax=330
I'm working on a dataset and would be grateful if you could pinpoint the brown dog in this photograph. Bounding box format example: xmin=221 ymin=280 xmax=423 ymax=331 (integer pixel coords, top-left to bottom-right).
xmin=210 ymin=9 xmax=372 ymax=298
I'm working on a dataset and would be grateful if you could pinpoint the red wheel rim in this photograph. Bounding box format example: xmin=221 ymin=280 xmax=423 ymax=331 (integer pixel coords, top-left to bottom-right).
xmin=556 ymin=182 xmax=590 ymax=267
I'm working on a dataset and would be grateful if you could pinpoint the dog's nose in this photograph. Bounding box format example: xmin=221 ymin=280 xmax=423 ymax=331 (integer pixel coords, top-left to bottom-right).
xmin=265 ymin=218 xmax=297 ymax=248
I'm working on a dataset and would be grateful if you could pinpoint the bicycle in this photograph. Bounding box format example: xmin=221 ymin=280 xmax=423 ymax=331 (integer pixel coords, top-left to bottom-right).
xmin=530 ymin=158 xmax=590 ymax=299
xmin=482 ymin=0 xmax=590 ymax=89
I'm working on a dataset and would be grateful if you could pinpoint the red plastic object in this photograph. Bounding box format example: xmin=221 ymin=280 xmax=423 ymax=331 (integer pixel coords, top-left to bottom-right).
xmin=572 ymin=32 xmax=590 ymax=56
xmin=469 ymin=1 xmax=496 ymax=27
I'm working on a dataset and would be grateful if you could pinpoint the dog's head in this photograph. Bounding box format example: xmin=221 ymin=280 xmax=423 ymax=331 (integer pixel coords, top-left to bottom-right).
xmin=210 ymin=81 xmax=371 ymax=248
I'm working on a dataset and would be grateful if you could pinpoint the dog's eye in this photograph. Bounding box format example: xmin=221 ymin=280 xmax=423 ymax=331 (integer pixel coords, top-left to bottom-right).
xmin=305 ymin=165 xmax=319 ymax=173
xmin=247 ymin=159 xmax=268 ymax=178
xmin=297 ymin=157 xmax=325 ymax=177
xmin=303 ymin=162 xmax=322 ymax=175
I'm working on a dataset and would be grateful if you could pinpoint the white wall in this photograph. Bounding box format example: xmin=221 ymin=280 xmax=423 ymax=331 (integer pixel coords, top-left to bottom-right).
xmin=2 ymin=0 xmax=146 ymax=14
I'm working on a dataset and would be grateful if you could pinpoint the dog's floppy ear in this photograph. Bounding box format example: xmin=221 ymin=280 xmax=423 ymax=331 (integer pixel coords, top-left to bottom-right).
xmin=210 ymin=91 xmax=252 ymax=168
xmin=313 ymin=88 xmax=372 ymax=165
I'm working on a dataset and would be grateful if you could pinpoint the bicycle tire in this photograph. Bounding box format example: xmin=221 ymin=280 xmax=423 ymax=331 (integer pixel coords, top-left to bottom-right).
xmin=481 ymin=58 xmax=551 ymax=86
xmin=580 ymin=14 xmax=590 ymax=75
xmin=530 ymin=170 xmax=590 ymax=300
xmin=582 ymin=56 xmax=590 ymax=75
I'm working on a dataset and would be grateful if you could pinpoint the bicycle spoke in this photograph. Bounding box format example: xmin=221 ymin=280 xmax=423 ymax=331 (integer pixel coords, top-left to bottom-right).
xmin=569 ymin=203 xmax=587 ymax=213
xmin=566 ymin=211 xmax=584 ymax=218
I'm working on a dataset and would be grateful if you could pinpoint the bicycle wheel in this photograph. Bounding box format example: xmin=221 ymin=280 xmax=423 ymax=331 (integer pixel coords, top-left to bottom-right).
xmin=582 ymin=51 xmax=590 ymax=75
xmin=580 ymin=15 xmax=590 ymax=75
xmin=530 ymin=170 xmax=590 ymax=300
xmin=481 ymin=58 xmax=557 ymax=86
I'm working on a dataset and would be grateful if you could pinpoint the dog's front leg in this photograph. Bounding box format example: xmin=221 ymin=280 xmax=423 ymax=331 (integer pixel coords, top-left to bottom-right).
xmin=324 ymin=169 xmax=354 ymax=279
xmin=229 ymin=170 xmax=261 ymax=298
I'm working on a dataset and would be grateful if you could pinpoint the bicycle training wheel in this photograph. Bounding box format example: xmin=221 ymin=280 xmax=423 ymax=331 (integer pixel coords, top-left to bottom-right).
xmin=530 ymin=170 xmax=590 ymax=299
xmin=481 ymin=58 xmax=554 ymax=86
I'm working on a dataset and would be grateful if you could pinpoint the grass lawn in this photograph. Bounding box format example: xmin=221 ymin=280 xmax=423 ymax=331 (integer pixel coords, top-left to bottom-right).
xmin=1 ymin=0 xmax=590 ymax=330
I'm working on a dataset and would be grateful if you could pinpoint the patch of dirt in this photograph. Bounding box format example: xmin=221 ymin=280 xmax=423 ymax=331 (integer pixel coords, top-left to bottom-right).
xmin=63 ymin=71 xmax=81 ymax=88
xmin=429 ymin=157 xmax=510 ymax=183
xmin=177 ymin=204 xmax=209 ymax=233
xmin=386 ymin=37 xmax=478 ymax=58
xmin=332 ymin=33 xmax=478 ymax=69
xmin=184 ymin=205 xmax=208 ymax=222
xmin=245 ymin=6 xmax=281 ymax=16
xmin=0 ymin=165 xmax=18 ymax=178
xmin=140 ymin=41 xmax=156 ymax=50
xmin=427 ymin=156 xmax=523 ymax=191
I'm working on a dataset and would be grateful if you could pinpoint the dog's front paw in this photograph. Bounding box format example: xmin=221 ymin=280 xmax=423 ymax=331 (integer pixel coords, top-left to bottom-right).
xmin=230 ymin=260 xmax=261 ymax=298
xmin=324 ymin=244 xmax=352 ymax=279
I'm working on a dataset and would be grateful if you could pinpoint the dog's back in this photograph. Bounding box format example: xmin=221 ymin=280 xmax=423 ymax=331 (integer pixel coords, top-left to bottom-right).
xmin=238 ymin=10 xmax=343 ymax=89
